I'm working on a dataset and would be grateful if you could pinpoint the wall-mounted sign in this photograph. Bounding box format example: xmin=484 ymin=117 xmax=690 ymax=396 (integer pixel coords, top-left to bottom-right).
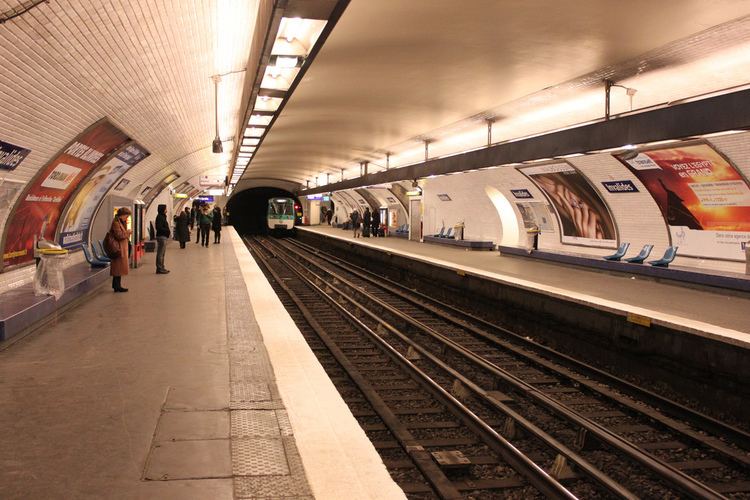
xmin=437 ymin=194 xmax=452 ymax=201
xmin=306 ymin=194 xmax=323 ymax=200
xmin=113 ymin=178 xmax=130 ymax=191
xmin=199 ymin=175 xmax=223 ymax=186
xmin=0 ymin=139 xmax=31 ymax=171
xmin=510 ymin=189 xmax=533 ymax=199
xmin=601 ymin=180 xmax=639 ymax=193
xmin=196 ymin=195 xmax=214 ymax=202
xmin=2 ymin=119 xmax=129 ymax=268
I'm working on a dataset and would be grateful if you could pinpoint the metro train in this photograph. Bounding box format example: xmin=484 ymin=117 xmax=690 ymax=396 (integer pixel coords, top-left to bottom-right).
xmin=267 ymin=197 xmax=298 ymax=232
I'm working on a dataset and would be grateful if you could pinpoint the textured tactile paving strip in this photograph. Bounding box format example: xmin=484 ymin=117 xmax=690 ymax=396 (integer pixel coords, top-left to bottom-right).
xmin=224 ymin=243 xmax=311 ymax=496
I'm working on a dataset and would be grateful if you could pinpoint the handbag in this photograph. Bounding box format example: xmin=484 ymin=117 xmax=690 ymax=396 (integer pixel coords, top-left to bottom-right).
xmin=103 ymin=231 xmax=121 ymax=259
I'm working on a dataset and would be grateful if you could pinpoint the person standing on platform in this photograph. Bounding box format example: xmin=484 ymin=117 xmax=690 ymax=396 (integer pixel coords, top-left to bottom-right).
xmin=199 ymin=204 xmax=212 ymax=247
xmin=176 ymin=208 xmax=190 ymax=249
xmin=362 ymin=207 xmax=371 ymax=237
xmin=326 ymin=208 xmax=333 ymax=225
xmin=194 ymin=205 xmax=202 ymax=244
xmin=351 ymin=210 xmax=361 ymax=238
xmin=371 ymin=209 xmax=380 ymax=237
xmin=110 ymin=207 xmax=131 ymax=292
xmin=154 ymin=204 xmax=171 ymax=274
xmin=212 ymin=206 xmax=222 ymax=244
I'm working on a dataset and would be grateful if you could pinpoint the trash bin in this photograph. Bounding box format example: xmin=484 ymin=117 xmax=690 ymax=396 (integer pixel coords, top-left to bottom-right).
xmin=34 ymin=249 xmax=68 ymax=300
xmin=525 ymin=225 xmax=541 ymax=253
xmin=454 ymin=223 xmax=464 ymax=241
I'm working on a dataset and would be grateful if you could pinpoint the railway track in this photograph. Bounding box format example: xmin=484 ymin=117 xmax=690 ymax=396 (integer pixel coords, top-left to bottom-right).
xmin=246 ymin=235 xmax=750 ymax=499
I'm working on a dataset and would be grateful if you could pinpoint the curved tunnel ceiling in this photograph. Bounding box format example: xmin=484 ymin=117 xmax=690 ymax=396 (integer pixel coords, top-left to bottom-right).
xmin=245 ymin=0 xmax=750 ymax=187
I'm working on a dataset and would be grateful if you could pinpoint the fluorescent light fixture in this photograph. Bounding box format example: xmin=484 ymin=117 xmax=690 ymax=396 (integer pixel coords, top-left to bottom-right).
xmin=272 ymin=18 xmax=327 ymax=56
xmin=261 ymin=66 xmax=298 ymax=91
xmin=276 ymin=56 xmax=299 ymax=68
xmin=237 ymin=152 xmax=253 ymax=157
xmin=173 ymin=193 xmax=188 ymax=199
xmin=701 ymin=130 xmax=746 ymax=138
xmin=240 ymin=146 xmax=255 ymax=153
xmin=254 ymin=96 xmax=283 ymax=112
xmin=242 ymin=138 xmax=260 ymax=146
xmin=248 ymin=114 xmax=272 ymax=126
xmin=244 ymin=127 xmax=265 ymax=137
xmin=405 ymin=188 xmax=422 ymax=196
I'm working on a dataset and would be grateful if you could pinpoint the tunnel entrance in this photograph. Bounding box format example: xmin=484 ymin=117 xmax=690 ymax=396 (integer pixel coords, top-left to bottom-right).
xmin=227 ymin=187 xmax=301 ymax=235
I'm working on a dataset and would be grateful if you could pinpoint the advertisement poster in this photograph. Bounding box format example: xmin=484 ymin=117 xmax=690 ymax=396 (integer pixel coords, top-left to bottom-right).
xmin=519 ymin=163 xmax=616 ymax=247
xmin=617 ymin=142 xmax=750 ymax=260
xmin=2 ymin=120 xmax=129 ymax=268
xmin=143 ymin=172 xmax=179 ymax=210
xmin=0 ymin=180 xmax=25 ymax=227
xmin=516 ymin=202 xmax=554 ymax=232
xmin=58 ymin=141 xmax=149 ymax=249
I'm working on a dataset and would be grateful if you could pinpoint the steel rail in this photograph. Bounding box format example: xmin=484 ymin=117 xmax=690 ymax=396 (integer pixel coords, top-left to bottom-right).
xmin=249 ymin=237 xmax=579 ymax=500
xmin=275 ymin=237 xmax=729 ymax=500
xmin=288 ymin=237 xmax=750 ymax=465
xmin=246 ymin=238 xmax=462 ymax=499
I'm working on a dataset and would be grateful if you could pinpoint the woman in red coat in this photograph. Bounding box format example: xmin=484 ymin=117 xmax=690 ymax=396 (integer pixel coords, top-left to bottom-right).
xmin=110 ymin=207 xmax=132 ymax=292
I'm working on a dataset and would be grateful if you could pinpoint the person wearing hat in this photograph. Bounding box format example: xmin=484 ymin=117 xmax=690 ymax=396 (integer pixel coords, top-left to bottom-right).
xmin=110 ymin=207 xmax=132 ymax=292
xmin=154 ymin=204 xmax=170 ymax=274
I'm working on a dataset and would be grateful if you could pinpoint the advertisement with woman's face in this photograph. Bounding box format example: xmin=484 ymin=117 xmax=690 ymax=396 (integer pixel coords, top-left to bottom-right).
xmin=520 ymin=163 xmax=616 ymax=247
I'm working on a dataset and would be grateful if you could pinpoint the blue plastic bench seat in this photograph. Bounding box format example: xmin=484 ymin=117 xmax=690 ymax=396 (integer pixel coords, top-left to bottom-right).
xmin=624 ymin=244 xmax=653 ymax=264
xmin=81 ymin=244 xmax=109 ymax=268
xmin=603 ymin=242 xmax=629 ymax=261
xmin=648 ymin=246 xmax=678 ymax=267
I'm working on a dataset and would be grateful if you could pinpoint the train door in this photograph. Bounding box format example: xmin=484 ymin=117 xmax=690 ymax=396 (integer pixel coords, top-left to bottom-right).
xmin=409 ymin=198 xmax=422 ymax=241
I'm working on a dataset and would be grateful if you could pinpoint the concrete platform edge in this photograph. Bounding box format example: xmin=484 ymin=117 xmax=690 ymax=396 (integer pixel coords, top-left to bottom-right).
xmin=298 ymin=227 xmax=750 ymax=349
xmin=228 ymin=229 xmax=406 ymax=500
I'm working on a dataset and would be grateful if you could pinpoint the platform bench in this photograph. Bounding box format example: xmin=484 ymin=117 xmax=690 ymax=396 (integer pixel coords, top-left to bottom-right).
xmin=0 ymin=262 xmax=110 ymax=341
xmin=423 ymin=235 xmax=495 ymax=250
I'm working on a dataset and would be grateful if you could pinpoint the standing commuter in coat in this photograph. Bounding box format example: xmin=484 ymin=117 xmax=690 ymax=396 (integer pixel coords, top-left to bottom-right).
xmin=371 ymin=209 xmax=380 ymax=237
xmin=110 ymin=207 xmax=132 ymax=292
xmin=212 ymin=206 xmax=222 ymax=244
xmin=154 ymin=204 xmax=171 ymax=274
xmin=176 ymin=208 xmax=190 ymax=249
xmin=362 ymin=207 xmax=371 ymax=237
xmin=199 ymin=204 xmax=212 ymax=247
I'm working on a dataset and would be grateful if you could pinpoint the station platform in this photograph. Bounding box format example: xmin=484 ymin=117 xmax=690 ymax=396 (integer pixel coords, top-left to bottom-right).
xmin=0 ymin=229 xmax=405 ymax=500
xmin=298 ymin=226 xmax=750 ymax=348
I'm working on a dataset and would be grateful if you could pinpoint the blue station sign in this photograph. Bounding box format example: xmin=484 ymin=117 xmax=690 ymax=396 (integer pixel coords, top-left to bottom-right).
xmin=0 ymin=139 xmax=31 ymax=171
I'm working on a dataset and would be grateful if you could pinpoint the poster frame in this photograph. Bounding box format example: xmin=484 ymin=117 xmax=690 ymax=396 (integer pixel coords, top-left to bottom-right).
xmin=517 ymin=161 xmax=619 ymax=249
xmin=614 ymin=138 xmax=750 ymax=261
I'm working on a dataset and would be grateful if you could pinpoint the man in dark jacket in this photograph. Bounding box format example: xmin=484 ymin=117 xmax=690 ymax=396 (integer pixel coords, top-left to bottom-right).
xmin=371 ymin=209 xmax=380 ymax=237
xmin=155 ymin=204 xmax=170 ymax=274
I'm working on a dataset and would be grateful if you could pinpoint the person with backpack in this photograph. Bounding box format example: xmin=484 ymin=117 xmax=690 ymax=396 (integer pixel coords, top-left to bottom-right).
xmin=199 ymin=204 xmax=212 ymax=247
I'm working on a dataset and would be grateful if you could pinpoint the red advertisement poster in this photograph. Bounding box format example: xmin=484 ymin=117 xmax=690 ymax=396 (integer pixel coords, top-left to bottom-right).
xmin=617 ymin=142 xmax=750 ymax=260
xmin=1 ymin=120 xmax=129 ymax=268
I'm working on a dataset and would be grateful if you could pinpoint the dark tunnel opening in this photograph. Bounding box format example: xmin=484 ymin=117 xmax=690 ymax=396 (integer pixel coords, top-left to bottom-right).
xmin=226 ymin=187 xmax=301 ymax=235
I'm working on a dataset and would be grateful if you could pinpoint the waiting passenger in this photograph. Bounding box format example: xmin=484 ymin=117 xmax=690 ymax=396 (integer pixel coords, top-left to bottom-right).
xmin=199 ymin=204 xmax=212 ymax=247
xmin=351 ymin=210 xmax=361 ymax=238
xmin=371 ymin=209 xmax=380 ymax=238
xmin=154 ymin=204 xmax=170 ymax=274
xmin=363 ymin=207 xmax=371 ymax=237
xmin=109 ymin=207 xmax=132 ymax=293
xmin=326 ymin=209 xmax=333 ymax=225
xmin=212 ymin=206 xmax=222 ymax=244
xmin=176 ymin=209 xmax=190 ymax=249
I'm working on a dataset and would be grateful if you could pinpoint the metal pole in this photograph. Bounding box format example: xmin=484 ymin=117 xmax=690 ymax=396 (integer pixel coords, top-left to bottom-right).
xmin=604 ymin=79 xmax=613 ymax=120
xmin=386 ymin=152 xmax=390 ymax=170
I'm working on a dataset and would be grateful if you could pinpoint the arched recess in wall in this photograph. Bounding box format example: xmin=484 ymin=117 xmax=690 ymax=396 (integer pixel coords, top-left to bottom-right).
xmin=485 ymin=186 xmax=520 ymax=247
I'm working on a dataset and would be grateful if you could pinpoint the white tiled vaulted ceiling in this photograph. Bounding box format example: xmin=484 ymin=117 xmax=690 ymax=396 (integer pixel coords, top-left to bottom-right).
xmin=0 ymin=0 xmax=258 ymax=196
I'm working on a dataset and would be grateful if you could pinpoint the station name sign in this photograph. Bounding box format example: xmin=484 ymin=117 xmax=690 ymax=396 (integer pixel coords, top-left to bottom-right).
xmin=601 ymin=180 xmax=639 ymax=193
xmin=0 ymin=139 xmax=31 ymax=171
xmin=510 ymin=189 xmax=533 ymax=199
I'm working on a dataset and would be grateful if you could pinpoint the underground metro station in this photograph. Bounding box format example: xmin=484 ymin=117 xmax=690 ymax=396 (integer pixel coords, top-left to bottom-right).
xmin=1 ymin=1 xmax=750 ymax=498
